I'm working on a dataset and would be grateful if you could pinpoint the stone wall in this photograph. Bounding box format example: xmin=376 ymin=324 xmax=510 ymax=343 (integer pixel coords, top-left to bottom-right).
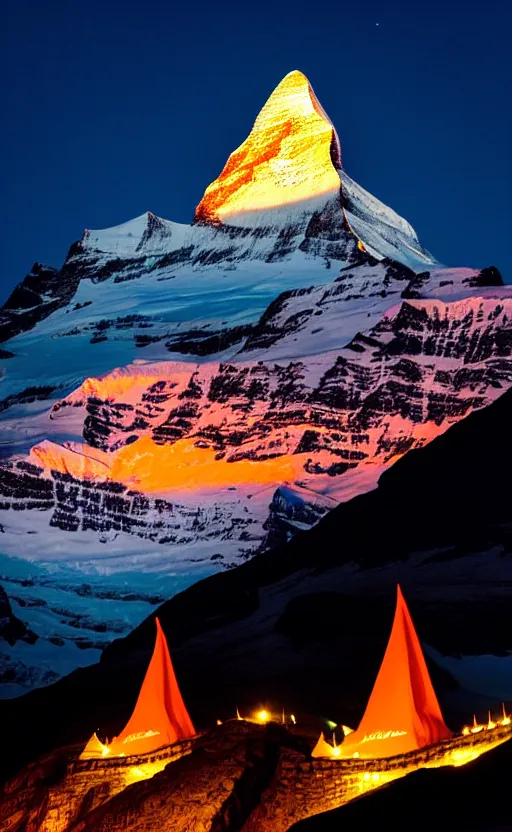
xmin=1 ymin=722 xmax=510 ymax=832
xmin=243 ymin=723 xmax=512 ymax=831
xmin=0 ymin=738 xmax=194 ymax=832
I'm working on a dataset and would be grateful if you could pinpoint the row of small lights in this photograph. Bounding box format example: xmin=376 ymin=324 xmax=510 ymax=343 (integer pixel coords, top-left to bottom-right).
xmin=128 ymin=704 xmax=511 ymax=789
xmin=234 ymin=703 xmax=511 ymax=759
xmin=102 ymin=703 xmax=512 ymax=760
xmin=461 ymin=705 xmax=511 ymax=736
xmin=249 ymin=704 xmax=511 ymax=737
xmin=217 ymin=708 xmax=297 ymax=726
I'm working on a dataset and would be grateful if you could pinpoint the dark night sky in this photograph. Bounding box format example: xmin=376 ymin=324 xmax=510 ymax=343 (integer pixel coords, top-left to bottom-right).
xmin=2 ymin=0 xmax=511 ymax=301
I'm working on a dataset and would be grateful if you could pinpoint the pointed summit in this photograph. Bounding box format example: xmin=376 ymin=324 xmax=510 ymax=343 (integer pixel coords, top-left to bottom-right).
xmin=193 ymin=72 xmax=436 ymax=269
xmin=340 ymin=585 xmax=452 ymax=758
xmin=195 ymin=70 xmax=342 ymax=224
xmin=80 ymin=212 xmax=181 ymax=257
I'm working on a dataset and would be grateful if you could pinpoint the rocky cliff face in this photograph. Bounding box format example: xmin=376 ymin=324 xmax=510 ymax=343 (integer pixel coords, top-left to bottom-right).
xmin=0 ymin=263 xmax=78 ymax=344
xmin=2 ymin=280 xmax=510 ymax=575
xmin=0 ymin=584 xmax=37 ymax=647
xmin=0 ymin=68 xmax=509 ymax=694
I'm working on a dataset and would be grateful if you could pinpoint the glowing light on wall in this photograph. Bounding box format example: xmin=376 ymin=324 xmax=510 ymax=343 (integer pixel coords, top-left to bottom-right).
xmin=123 ymin=759 xmax=171 ymax=786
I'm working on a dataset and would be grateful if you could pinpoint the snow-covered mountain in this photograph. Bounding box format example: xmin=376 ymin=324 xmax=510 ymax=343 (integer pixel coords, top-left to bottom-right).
xmin=0 ymin=70 xmax=510 ymax=696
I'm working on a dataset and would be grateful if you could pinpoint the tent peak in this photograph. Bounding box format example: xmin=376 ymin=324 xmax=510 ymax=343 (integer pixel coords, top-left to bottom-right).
xmin=80 ymin=615 xmax=194 ymax=759
xmin=340 ymin=586 xmax=452 ymax=758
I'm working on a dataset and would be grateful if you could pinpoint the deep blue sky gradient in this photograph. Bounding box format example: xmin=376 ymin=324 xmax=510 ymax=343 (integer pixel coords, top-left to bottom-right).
xmin=2 ymin=0 xmax=511 ymax=300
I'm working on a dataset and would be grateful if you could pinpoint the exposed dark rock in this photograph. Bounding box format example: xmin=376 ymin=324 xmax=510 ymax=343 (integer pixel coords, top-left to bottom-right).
xmin=242 ymin=260 xmax=422 ymax=353
xmin=468 ymin=265 xmax=504 ymax=288
xmin=0 ymin=263 xmax=79 ymax=343
xmin=0 ymin=460 xmax=255 ymax=550
xmin=402 ymin=264 xmax=504 ymax=300
xmin=0 ymin=654 xmax=58 ymax=688
xmin=259 ymin=487 xmax=330 ymax=550
xmin=165 ymin=324 xmax=253 ymax=356
xmin=0 ymin=585 xmax=38 ymax=646
xmin=0 ymin=385 xmax=58 ymax=413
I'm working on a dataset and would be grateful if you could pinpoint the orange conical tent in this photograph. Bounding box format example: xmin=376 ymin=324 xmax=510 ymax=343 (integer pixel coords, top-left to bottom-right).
xmin=80 ymin=732 xmax=110 ymax=759
xmin=340 ymin=585 xmax=451 ymax=758
xmin=80 ymin=617 xmax=195 ymax=759
xmin=312 ymin=732 xmax=339 ymax=758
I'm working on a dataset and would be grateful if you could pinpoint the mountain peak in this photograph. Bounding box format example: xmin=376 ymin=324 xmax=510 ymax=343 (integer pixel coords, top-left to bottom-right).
xmin=79 ymin=211 xmax=182 ymax=257
xmin=192 ymin=71 xmax=435 ymax=268
xmin=281 ymin=68 xmax=308 ymax=82
xmin=195 ymin=70 xmax=341 ymax=225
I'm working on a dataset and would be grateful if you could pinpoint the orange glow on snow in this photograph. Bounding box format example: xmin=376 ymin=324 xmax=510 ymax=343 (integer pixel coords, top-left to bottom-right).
xmin=195 ymin=70 xmax=341 ymax=223
xmin=32 ymin=435 xmax=295 ymax=493
xmin=111 ymin=435 xmax=294 ymax=491
xmin=30 ymin=440 xmax=111 ymax=481
xmin=79 ymin=373 xmax=161 ymax=400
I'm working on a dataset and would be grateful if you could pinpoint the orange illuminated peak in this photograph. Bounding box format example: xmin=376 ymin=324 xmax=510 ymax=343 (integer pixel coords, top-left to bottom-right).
xmin=81 ymin=618 xmax=195 ymax=759
xmin=341 ymin=585 xmax=452 ymax=758
xmin=195 ymin=70 xmax=342 ymax=224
